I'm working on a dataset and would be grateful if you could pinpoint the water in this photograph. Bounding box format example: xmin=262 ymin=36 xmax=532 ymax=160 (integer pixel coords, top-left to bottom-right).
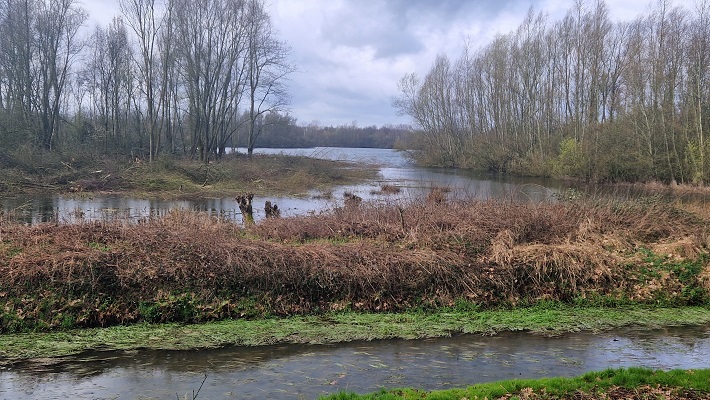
xmin=1 ymin=325 xmax=709 ymax=399
xmin=0 ymin=147 xmax=564 ymax=224
xmin=1 ymin=148 xmax=708 ymax=398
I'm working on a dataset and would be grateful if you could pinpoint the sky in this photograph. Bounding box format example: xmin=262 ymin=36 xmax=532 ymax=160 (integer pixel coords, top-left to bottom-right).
xmin=81 ymin=0 xmax=697 ymax=128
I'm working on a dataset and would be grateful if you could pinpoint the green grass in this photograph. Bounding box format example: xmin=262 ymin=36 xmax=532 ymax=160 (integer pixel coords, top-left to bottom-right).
xmin=2 ymin=304 xmax=710 ymax=362
xmin=320 ymin=368 xmax=710 ymax=399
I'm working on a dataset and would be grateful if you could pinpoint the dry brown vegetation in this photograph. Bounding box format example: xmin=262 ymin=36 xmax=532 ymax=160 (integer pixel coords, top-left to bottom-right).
xmin=0 ymin=196 xmax=709 ymax=332
xmin=370 ymin=184 xmax=401 ymax=195
xmin=492 ymin=385 xmax=708 ymax=400
xmin=0 ymin=152 xmax=376 ymax=198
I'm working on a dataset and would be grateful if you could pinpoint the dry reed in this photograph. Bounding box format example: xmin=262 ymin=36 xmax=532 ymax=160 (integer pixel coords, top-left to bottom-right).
xmin=1 ymin=197 xmax=708 ymax=331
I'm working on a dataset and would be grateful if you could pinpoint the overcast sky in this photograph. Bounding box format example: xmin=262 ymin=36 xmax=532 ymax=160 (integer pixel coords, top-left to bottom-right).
xmin=82 ymin=0 xmax=697 ymax=128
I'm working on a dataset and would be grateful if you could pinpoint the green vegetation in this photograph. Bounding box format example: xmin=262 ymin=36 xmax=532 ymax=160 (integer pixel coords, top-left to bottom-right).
xmin=321 ymin=368 xmax=710 ymax=399
xmin=2 ymin=305 xmax=710 ymax=362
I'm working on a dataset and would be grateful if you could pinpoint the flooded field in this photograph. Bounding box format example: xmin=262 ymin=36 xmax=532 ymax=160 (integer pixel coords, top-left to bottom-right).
xmin=0 ymin=147 xmax=562 ymax=224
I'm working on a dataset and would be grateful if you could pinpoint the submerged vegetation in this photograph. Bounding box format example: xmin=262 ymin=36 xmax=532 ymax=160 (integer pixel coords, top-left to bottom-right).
xmin=0 ymin=195 xmax=708 ymax=334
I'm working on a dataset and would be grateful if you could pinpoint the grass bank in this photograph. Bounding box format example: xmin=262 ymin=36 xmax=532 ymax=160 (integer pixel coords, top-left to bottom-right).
xmin=1 ymin=304 xmax=709 ymax=362
xmin=0 ymin=151 xmax=377 ymax=199
xmin=322 ymin=368 xmax=710 ymax=399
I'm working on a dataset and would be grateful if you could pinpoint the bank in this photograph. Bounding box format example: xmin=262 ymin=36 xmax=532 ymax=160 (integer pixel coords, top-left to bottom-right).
xmin=0 ymin=152 xmax=378 ymax=199
xmin=1 ymin=304 xmax=709 ymax=363
xmin=1 ymin=193 xmax=709 ymax=371
xmin=321 ymin=367 xmax=710 ymax=399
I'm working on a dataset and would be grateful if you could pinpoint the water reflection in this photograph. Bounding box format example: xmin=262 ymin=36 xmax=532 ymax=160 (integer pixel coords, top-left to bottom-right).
xmin=1 ymin=148 xmax=565 ymax=224
xmin=1 ymin=325 xmax=709 ymax=399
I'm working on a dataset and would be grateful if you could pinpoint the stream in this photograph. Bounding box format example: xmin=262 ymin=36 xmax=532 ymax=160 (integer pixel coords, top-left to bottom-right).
xmin=1 ymin=325 xmax=709 ymax=399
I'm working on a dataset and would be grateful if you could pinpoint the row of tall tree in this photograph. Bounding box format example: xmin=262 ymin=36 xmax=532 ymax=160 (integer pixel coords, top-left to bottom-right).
xmin=394 ymin=0 xmax=710 ymax=184
xmin=0 ymin=0 xmax=293 ymax=162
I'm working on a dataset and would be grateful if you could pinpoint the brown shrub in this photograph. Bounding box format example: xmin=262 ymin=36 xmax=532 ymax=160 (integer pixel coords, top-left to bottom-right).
xmin=426 ymin=186 xmax=450 ymax=204
xmin=1 ymin=198 xmax=708 ymax=330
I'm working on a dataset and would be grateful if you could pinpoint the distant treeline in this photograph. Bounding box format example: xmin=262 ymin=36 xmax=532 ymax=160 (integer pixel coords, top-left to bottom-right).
xmin=395 ymin=0 xmax=710 ymax=184
xmin=231 ymin=113 xmax=412 ymax=149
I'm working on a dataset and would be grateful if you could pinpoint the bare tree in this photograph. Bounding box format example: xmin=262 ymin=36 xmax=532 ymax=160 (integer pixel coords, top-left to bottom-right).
xmin=685 ymin=0 xmax=710 ymax=183
xmin=172 ymin=0 xmax=246 ymax=162
xmin=510 ymin=8 xmax=548 ymax=154
xmin=243 ymin=0 xmax=294 ymax=156
xmin=0 ymin=0 xmax=35 ymax=128
xmin=34 ymin=0 xmax=86 ymax=150
xmin=85 ymin=17 xmax=132 ymax=152
xmin=119 ymin=0 xmax=165 ymax=161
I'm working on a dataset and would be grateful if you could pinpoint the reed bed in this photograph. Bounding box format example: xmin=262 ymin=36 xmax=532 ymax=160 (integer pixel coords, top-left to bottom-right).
xmin=0 ymin=197 xmax=708 ymax=332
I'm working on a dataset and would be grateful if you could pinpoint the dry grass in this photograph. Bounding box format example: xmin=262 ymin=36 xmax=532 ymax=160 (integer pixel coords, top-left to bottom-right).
xmin=1 ymin=197 xmax=709 ymax=331
xmin=370 ymin=184 xmax=401 ymax=195
xmin=0 ymin=153 xmax=377 ymax=198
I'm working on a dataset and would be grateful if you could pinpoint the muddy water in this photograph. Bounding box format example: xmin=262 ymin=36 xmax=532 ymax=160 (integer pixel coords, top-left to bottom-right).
xmin=1 ymin=325 xmax=709 ymax=399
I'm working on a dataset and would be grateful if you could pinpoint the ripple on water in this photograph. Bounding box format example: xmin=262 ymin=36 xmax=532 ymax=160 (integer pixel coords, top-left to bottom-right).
xmin=1 ymin=325 xmax=709 ymax=399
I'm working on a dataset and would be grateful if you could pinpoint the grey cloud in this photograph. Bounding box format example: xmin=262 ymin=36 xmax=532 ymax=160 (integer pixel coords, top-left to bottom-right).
xmin=319 ymin=0 xmax=529 ymax=59
xmin=383 ymin=0 xmax=523 ymax=24
xmin=277 ymin=0 xmax=571 ymax=127
xmin=320 ymin=3 xmax=424 ymax=58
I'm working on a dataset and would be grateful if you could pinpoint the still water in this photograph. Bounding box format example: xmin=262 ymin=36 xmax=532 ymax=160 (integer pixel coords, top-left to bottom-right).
xmin=0 ymin=147 xmax=564 ymax=224
xmin=1 ymin=325 xmax=709 ymax=399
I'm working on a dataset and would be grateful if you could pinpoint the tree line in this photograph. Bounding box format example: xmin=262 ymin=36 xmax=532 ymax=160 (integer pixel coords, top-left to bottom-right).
xmin=0 ymin=0 xmax=293 ymax=162
xmin=394 ymin=0 xmax=710 ymax=184
xmin=237 ymin=113 xmax=412 ymax=149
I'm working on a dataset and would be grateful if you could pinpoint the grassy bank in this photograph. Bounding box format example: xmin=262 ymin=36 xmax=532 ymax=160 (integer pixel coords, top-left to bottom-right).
xmin=0 ymin=151 xmax=377 ymax=198
xmin=1 ymin=304 xmax=709 ymax=362
xmin=322 ymin=368 xmax=710 ymax=399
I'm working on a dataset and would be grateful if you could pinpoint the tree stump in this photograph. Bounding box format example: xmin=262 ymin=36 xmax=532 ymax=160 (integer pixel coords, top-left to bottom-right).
xmin=236 ymin=193 xmax=254 ymax=224
xmin=264 ymin=201 xmax=281 ymax=218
